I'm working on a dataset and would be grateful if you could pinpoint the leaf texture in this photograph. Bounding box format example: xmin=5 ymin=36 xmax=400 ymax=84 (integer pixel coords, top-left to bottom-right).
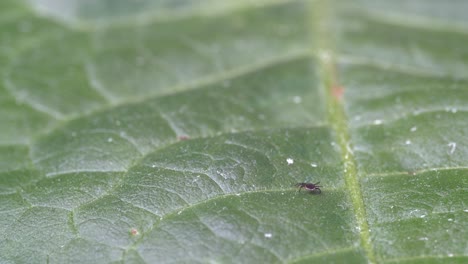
xmin=0 ymin=0 xmax=467 ymax=263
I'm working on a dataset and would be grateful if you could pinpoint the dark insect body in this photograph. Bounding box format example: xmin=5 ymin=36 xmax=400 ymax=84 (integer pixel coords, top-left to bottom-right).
xmin=295 ymin=182 xmax=322 ymax=194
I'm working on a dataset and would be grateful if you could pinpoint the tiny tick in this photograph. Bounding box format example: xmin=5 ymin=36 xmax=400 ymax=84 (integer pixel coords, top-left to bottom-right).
xmin=295 ymin=182 xmax=322 ymax=194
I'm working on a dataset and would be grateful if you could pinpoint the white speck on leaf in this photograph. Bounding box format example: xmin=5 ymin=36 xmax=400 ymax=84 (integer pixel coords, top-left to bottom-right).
xmin=448 ymin=142 xmax=456 ymax=154
xmin=318 ymin=49 xmax=331 ymax=62
xmin=107 ymin=137 xmax=113 ymax=143
xmin=264 ymin=233 xmax=272 ymax=238
xmin=310 ymin=163 xmax=317 ymax=167
xmin=409 ymin=209 xmax=428 ymax=218
xmin=405 ymin=140 xmax=411 ymax=145
xmin=410 ymin=126 xmax=417 ymax=132
xmin=346 ymin=143 xmax=354 ymax=154
xmin=373 ymin=119 xmax=383 ymax=125
xmin=286 ymin=158 xmax=294 ymax=165
xmin=293 ymin=96 xmax=302 ymax=104
xmin=445 ymin=107 xmax=458 ymax=113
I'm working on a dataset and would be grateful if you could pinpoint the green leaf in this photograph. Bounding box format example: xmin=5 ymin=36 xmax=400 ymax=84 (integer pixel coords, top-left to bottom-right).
xmin=1 ymin=0 xmax=467 ymax=263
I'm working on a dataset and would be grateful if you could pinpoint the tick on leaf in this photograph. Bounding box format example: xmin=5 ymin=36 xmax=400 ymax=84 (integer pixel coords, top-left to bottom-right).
xmin=295 ymin=182 xmax=322 ymax=194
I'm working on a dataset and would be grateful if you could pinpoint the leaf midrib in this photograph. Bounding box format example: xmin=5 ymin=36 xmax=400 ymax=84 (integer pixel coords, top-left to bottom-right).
xmin=311 ymin=0 xmax=377 ymax=263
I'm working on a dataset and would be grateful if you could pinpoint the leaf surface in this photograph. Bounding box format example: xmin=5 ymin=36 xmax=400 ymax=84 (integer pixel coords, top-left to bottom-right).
xmin=0 ymin=0 xmax=467 ymax=263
